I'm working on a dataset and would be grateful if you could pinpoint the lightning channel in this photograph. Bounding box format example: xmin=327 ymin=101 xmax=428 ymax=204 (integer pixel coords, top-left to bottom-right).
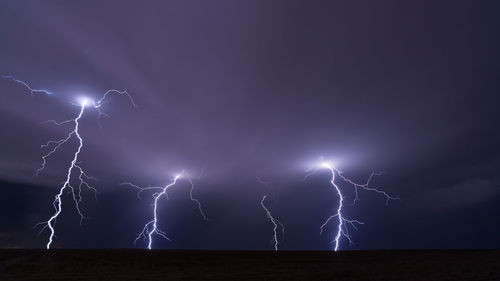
xmin=121 ymin=172 xmax=209 ymax=249
xmin=1 ymin=75 xmax=53 ymax=95
xmin=260 ymin=195 xmax=284 ymax=251
xmin=257 ymin=177 xmax=284 ymax=251
xmin=304 ymin=161 xmax=398 ymax=251
xmin=34 ymin=104 xmax=90 ymax=249
xmin=9 ymin=80 xmax=137 ymax=249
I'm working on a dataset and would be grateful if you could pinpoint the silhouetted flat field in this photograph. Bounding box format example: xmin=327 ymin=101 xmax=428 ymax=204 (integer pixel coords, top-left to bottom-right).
xmin=0 ymin=249 xmax=499 ymax=281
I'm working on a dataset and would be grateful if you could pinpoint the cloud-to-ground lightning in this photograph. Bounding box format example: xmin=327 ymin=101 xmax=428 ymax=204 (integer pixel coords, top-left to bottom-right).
xmin=121 ymin=172 xmax=209 ymax=249
xmin=260 ymin=195 xmax=285 ymax=251
xmin=257 ymin=177 xmax=284 ymax=251
xmin=36 ymin=92 xmax=135 ymax=249
xmin=304 ymin=161 xmax=398 ymax=251
xmin=2 ymin=75 xmax=136 ymax=249
xmin=35 ymin=102 xmax=90 ymax=249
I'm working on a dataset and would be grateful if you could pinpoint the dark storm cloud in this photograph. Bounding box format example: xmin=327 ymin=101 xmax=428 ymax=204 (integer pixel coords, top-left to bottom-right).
xmin=0 ymin=1 xmax=499 ymax=249
xmin=430 ymin=179 xmax=499 ymax=208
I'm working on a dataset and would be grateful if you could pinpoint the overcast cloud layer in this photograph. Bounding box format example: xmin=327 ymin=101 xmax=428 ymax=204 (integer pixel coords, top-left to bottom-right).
xmin=0 ymin=1 xmax=499 ymax=249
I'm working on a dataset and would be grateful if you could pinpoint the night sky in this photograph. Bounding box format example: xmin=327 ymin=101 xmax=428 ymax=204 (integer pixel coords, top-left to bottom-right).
xmin=0 ymin=1 xmax=499 ymax=250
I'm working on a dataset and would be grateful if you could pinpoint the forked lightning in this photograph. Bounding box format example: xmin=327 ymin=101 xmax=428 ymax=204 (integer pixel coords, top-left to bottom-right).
xmin=121 ymin=172 xmax=209 ymax=249
xmin=304 ymin=161 xmax=398 ymax=251
xmin=2 ymin=74 xmax=135 ymax=249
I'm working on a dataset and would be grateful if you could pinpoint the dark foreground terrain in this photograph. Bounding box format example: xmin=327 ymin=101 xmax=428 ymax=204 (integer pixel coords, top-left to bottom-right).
xmin=0 ymin=250 xmax=499 ymax=281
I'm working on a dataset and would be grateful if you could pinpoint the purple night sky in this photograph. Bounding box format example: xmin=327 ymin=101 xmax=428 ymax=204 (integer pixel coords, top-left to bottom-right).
xmin=0 ymin=1 xmax=499 ymax=250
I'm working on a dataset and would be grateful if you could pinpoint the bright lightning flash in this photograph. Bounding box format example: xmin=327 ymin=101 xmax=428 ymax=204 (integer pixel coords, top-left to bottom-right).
xmin=121 ymin=172 xmax=209 ymax=250
xmin=80 ymin=98 xmax=89 ymax=107
xmin=34 ymin=103 xmax=91 ymax=249
xmin=9 ymin=78 xmax=138 ymax=249
xmin=305 ymin=161 xmax=398 ymax=251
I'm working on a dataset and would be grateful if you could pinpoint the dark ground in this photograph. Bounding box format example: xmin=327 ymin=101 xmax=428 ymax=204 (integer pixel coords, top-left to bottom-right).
xmin=0 ymin=250 xmax=499 ymax=281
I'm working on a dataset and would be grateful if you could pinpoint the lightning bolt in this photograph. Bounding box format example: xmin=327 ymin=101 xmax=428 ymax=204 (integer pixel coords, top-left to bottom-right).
xmin=257 ymin=177 xmax=284 ymax=251
xmin=1 ymin=75 xmax=53 ymax=95
xmin=304 ymin=161 xmax=398 ymax=251
xmin=2 ymin=75 xmax=136 ymax=249
xmin=121 ymin=172 xmax=209 ymax=249
xmin=35 ymin=93 xmax=135 ymax=249
xmin=34 ymin=103 xmax=90 ymax=249
xmin=260 ymin=195 xmax=285 ymax=251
